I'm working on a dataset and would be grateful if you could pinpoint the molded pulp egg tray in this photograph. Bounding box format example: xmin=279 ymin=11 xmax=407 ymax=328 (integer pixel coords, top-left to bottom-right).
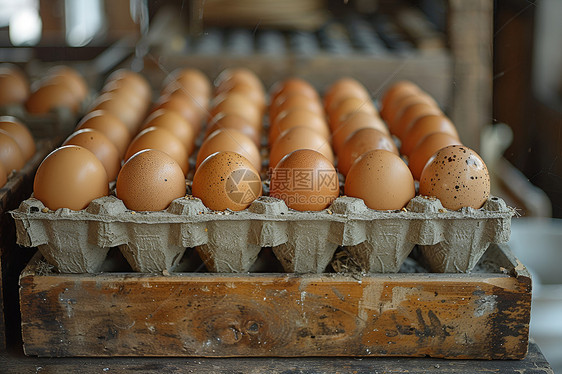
xmin=11 ymin=193 xmax=513 ymax=274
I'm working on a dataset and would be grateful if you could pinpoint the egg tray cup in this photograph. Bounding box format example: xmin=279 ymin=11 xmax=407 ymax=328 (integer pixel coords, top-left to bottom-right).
xmin=10 ymin=193 xmax=514 ymax=275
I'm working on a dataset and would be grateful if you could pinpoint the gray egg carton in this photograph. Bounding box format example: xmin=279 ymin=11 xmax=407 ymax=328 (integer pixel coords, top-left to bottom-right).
xmin=10 ymin=194 xmax=514 ymax=274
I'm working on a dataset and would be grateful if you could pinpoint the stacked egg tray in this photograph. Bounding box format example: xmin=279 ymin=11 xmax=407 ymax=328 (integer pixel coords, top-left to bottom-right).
xmin=11 ymin=191 xmax=513 ymax=274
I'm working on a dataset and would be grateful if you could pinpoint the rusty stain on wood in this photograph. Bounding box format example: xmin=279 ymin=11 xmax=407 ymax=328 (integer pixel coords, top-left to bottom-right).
xmin=19 ymin=245 xmax=531 ymax=359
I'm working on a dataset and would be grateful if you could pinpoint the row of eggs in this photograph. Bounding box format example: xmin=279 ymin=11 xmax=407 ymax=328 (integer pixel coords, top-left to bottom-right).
xmin=27 ymin=65 xmax=490 ymax=213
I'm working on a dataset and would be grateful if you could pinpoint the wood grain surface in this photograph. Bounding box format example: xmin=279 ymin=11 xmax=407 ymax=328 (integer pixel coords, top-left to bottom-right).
xmin=19 ymin=245 xmax=531 ymax=359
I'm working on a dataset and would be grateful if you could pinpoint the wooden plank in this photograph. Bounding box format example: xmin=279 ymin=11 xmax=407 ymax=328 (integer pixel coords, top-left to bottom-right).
xmin=19 ymin=245 xmax=530 ymax=358
xmin=0 ymin=342 xmax=554 ymax=374
xmin=448 ymin=0 xmax=493 ymax=151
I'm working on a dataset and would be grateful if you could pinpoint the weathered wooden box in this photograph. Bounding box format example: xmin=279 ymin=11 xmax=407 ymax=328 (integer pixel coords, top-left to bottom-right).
xmin=19 ymin=243 xmax=531 ymax=359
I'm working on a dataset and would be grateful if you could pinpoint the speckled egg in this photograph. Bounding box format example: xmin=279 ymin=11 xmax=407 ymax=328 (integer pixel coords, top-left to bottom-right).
xmin=116 ymin=149 xmax=186 ymax=211
xmin=196 ymin=128 xmax=261 ymax=172
xmin=419 ymin=145 xmax=490 ymax=210
xmin=192 ymin=151 xmax=262 ymax=211
xmin=344 ymin=149 xmax=415 ymax=211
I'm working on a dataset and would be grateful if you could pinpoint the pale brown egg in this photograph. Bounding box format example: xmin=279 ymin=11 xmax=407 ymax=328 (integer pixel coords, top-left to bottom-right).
xmin=141 ymin=109 xmax=196 ymax=155
xmin=268 ymin=109 xmax=330 ymax=146
xmin=269 ymin=94 xmax=324 ymax=123
xmin=328 ymin=96 xmax=377 ymax=131
xmin=392 ymin=102 xmax=441 ymax=140
xmin=331 ymin=112 xmax=388 ymax=156
xmin=106 ymin=69 xmax=151 ymax=102
xmin=269 ymin=78 xmax=319 ymax=105
xmin=90 ymin=92 xmax=141 ymax=134
xmin=338 ymin=128 xmax=398 ymax=176
xmin=386 ymin=93 xmax=437 ymax=133
xmin=0 ymin=116 xmax=35 ymax=160
xmin=209 ymin=93 xmax=262 ymax=130
xmin=26 ymin=83 xmax=78 ymax=114
xmin=270 ymin=149 xmax=339 ymax=211
xmin=160 ymin=81 xmax=210 ymax=113
xmin=0 ymin=66 xmax=29 ymax=106
xmin=63 ymin=129 xmax=121 ymax=182
xmin=323 ymin=78 xmax=371 ymax=112
xmin=216 ymin=82 xmax=266 ymax=114
xmin=379 ymin=81 xmax=421 ymax=121
xmin=0 ymin=161 xmax=7 ymax=187
xmin=152 ymin=94 xmax=204 ymax=135
xmin=33 ymin=145 xmax=109 ymax=211
xmin=214 ymin=68 xmax=264 ymax=97
xmin=116 ymin=149 xmax=186 ymax=212
xmin=192 ymin=151 xmax=262 ymax=211
xmin=269 ymin=126 xmax=334 ymax=169
xmin=408 ymin=132 xmax=462 ymax=181
xmin=125 ymin=126 xmax=189 ymax=176
xmin=344 ymin=149 xmax=415 ymax=211
xmin=102 ymin=78 xmax=150 ymax=113
xmin=76 ymin=110 xmax=131 ymax=158
xmin=400 ymin=114 xmax=459 ymax=156
xmin=196 ymin=128 xmax=261 ymax=171
xmin=45 ymin=65 xmax=88 ymax=102
xmin=419 ymin=145 xmax=490 ymax=210
xmin=0 ymin=129 xmax=25 ymax=174
xmin=204 ymin=113 xmax=261 ymax=146
xmin=163 ymin=68 xmax=211 ymax=99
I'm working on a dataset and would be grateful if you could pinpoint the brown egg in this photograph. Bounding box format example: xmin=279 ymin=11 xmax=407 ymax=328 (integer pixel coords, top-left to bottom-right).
xmin=400 ymin=115 xmax=459 ymax=156
xmin=152 ymin=94 xmax=204 ymax=134
xmin=269 ymin=78 xmax=319 ymax=105
xmin=192 ymin=151 xmax=262 ymax=211
xmin=160 ymin=81 xmax=210 ymax=112
xmin=214 ymin=68 xmax=264 ymax=96
xmin=76 ymin=110 xmax=131 ymax=158
xmin=269 ymin=109 xmax=329 ymax=146
xmin=26 ymin=84 xmax=78 ymax=114
xmin=323 ymin=78 xmax=371 ymax=112
xmin=63 ymin=129 xmax=121 ymax=182
xmin=102 ymin=78 xmax=150 ymax=113
xmin=0 ymin=161 xmax=6 ymax=187
xmin=269 ymin=126 xmax=334 ymax=169
xmin=380 ymin=81 xmax=421 ymax=121
xmin=216 ymin=82 xmax=266 ymax=113
xmin=90 ymin=92 xmax=141 ymax=134
xmin=386 ymin=93 xmax=437 ymax=132
xmin=205 ymin=113 xmax=261 ymax=146
xmin=338 ymin=128 xmax=398 ymax=176
xmin=269 ymin=94 xmax=324 ymax=123
xmin=270 ymin=149 xmax=339 ymax=211
xmin=0 ymin=116 xmax=35 ymax=160
xmin=329 ymin=96 xmax=377 ymax=131
xmin=45 ymin=65 xmax=88 ymax=101
xmin=163 ymin=68 xmax=211 ymax=99
xmin=125 ymin=127 xmax=189 ymax=176
xmin=196 ymin=128 xmax=261 ymax=171
xmin=209 ymin=93 xmax=262 ymax=130
xmin=344 ymin=149 xmax=415 ymax=211
xmin=116 ymin=149 xmax=186 ymax=211
xmin=141 ymin=109 xmax=196 ymax=155
xmin=408 ymin=132 xmax=462 ymax=181
xmin=419 ymin=145 xmax=490 ymax=210
xmin=106 ymin=69 xmax=151 ymax=102
xmin=0 ymin=129 xmax=25 ymax=174
xmin=0 ymin=66 xmax=29 ymax=106
xmin=392 ymin=102 xmax=441 ymax=140
xmin=332 ymin=112 xmax=389 ymax=156
xmin=33 ymin=145 xmax=109 ymax=211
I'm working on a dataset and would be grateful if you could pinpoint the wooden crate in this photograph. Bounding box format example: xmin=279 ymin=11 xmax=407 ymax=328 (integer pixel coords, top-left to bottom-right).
xmin=0 ymin=139 xmax=59 ymax=349
xmin=19 ymin=243 xmax=531 ymax=359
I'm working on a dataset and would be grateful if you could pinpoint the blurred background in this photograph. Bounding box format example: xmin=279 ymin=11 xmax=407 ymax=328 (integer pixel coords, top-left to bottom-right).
xmin=0 ymin=0 xmax=560 ymax=370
